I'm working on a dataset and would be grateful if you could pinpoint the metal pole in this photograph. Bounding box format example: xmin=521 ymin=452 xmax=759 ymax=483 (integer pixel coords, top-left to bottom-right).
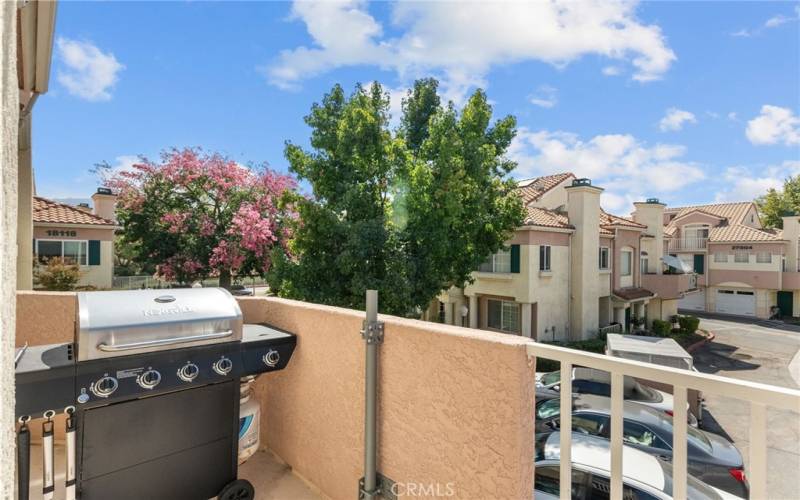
xmin=362 ymin=290 xmax=381 ymax=499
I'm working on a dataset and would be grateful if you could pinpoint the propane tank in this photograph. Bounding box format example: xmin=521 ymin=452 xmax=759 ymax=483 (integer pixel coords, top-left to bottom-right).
xmin=238 ymin=377 xmax=260 ymax=464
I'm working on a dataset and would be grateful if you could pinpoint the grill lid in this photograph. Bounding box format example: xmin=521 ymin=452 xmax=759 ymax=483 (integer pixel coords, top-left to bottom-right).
xmin=77 ymin=288 xmax=243 ymax=361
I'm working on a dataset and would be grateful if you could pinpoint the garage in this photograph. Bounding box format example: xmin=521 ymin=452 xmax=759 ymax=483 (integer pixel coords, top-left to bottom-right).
xmin=679 ymin=290 xmax=706 ymax=311
xmin=715 ymin=289 xmax=756 ymax=316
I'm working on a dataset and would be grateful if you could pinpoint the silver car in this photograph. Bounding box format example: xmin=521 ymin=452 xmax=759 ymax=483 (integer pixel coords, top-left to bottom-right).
xmin=535 ymin=393 xmax=748 ymax=498
xmin=535 ymin=432 xmax=743 ymax=500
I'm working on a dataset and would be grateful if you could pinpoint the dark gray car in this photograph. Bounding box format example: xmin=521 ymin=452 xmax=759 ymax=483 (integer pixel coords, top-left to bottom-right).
xmin=535 ymin=391 xmax=748 ymax=498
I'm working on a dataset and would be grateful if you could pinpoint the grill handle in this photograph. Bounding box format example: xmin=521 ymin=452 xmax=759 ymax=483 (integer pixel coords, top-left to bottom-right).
xmin=97 ymin=329 xmax=234 ymax=352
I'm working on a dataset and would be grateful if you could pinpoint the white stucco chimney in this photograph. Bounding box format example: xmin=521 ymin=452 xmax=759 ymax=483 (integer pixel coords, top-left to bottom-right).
xmin=91 ymin=187 xmax=117 ymax=223
xmin=633 ymin=198 xmax=666 ymax=275
xmin=566 ymin=178 xmax=603 ymax=340
xmin=781 ymin=214 xmax=800 ymax=272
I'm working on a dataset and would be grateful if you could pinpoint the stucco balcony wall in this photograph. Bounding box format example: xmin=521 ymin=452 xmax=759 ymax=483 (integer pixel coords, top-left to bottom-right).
xmin=15 ymin=292 xmax=537 ymax=500
xmin=641 ymin=273 xmax=697 ymax=300
xmin=238 ymin=296 xmax=536 ymax=500
xmin=782 ymin=271 xmax=800 ymax=290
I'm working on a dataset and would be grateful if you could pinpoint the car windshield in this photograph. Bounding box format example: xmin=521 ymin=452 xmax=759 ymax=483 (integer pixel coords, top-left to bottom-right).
xmin=540 ymin=371 xmax=561 ymax=386
xmin=536 ymin=399 xmax=561 ymax=420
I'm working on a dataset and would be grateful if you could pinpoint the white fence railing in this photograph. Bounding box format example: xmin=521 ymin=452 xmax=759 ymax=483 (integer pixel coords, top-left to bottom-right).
xmin=668 ymin=238 xmax=708 ymax=252
xmin=599 ymin=323 xmax=623 ymax=336
xmin=526 ymin=341 xmax=800 ymax=500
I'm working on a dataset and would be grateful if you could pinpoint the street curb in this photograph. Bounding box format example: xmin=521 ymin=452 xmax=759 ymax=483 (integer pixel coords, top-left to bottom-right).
xmin=686 ymin=329 xmax=714 ymax=353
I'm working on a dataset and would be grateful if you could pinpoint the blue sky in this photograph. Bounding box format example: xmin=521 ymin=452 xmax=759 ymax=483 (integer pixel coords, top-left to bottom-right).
xmin=36 ymin=1 xmax=800 ymax=214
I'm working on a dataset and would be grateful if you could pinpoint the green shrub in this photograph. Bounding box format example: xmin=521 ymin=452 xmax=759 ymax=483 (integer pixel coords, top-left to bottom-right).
xmin=678 ymin=315 xmax=700 ymax=334
xmin=34 ymin=257 xmax=81 ymax=291
xmin=651 ymin=319 xmax=671 ymax=337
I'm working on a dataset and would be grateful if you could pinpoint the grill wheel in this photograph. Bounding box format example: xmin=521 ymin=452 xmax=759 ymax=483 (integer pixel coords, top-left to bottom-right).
xmin=217 ymin=479 xmax=255 ymax=500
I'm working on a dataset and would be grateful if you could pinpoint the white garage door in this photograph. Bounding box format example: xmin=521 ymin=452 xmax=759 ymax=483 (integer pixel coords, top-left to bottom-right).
xmin=679 ymin=291 xmax=706 ymax=311
xmin=715 ymin=290 xmax=756 ymax=316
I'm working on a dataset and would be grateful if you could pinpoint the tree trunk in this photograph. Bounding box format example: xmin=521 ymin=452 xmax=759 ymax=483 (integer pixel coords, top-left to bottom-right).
xmin=219 ymin=269 xmax=232 ymax=290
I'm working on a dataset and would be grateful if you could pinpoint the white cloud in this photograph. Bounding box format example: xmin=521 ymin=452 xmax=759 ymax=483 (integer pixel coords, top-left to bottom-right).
xmin=508 ymin=127 xmax=705 ymax=211
xmin=602 ymin=65 xmax=622 ymax=76
xmin=727 ymin=112 xmax=738 ymax=122
xmin=715 ymin=161 xmax=800 ymax=202
xmin=731 ymin=7 xmax=799 ymax=37
xmin=56 ymin=37 xmax=124 ymax=101
xmin=765 ymin=14 xmax=792 ymax=28
xmin=265 ymin=0 xmax=676 ymax=97
xmin=529 ymin=85 xmax=558 ymax=108
xmin=659 ymin=108 xmax=697 ymax=132
xmin=746 ymin=105 xmax=800 ymax=146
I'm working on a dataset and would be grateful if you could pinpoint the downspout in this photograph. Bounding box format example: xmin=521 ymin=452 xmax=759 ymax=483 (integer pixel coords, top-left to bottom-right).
xmin=567 ymin=232 xmax=572 ymax=342
xmin=360 ymin=290 xmax=383 ymax=500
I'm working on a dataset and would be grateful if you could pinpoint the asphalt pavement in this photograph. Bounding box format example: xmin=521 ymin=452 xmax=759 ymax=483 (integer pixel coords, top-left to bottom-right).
xmin=693 ymin=317 xmax=800 ymax=499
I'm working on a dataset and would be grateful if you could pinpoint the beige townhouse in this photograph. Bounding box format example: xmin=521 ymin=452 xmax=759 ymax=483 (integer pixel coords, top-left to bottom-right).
xmin=32 ymin=188 xmax=118 ymax=289
xmin=434 ymin=173 xmax=699 ymax=341
xmin=666 ymin=202 xmax=800 ymax=319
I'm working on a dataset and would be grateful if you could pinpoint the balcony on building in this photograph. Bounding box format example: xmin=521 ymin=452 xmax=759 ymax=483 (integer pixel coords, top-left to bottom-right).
xmin=14 ymin=291 xmax=800 ymax=499
xmin=641 ymin=272 xmax=699 ymax=300
xmin=667 ymin=237 xmax=708 ymax=253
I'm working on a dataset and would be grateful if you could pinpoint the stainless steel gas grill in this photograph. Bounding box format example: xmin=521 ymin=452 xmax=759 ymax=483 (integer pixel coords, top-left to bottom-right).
xmin=14 ymin=288 xmax=296 ymax=500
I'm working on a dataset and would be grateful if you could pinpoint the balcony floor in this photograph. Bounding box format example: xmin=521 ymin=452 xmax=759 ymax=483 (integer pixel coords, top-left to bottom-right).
xmin=24 ymin=443 xmax=322 ymax=500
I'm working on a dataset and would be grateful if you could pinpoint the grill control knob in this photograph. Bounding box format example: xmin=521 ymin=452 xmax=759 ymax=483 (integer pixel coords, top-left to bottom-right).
xmin=177 ymin=363 xmax=200 ymax=382
xmin=90 ymin=376 xmax=118 ymax=398
xmin=137 ymin=369 xmax=161 ymax=390
xmin=263 ymin=349 xmax=280 ymax=368
xmin=213 ymin=356 xmax=233 ymax=376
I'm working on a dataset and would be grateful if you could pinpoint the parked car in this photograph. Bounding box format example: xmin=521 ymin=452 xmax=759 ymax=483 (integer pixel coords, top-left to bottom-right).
xmin=230 ymin=284 xmax=254 ymax=296
xmin=534 ymin=392 xmax=748 ymax=497
xmin=534 ymin=432 xmax=744 ymax=500
xmin=536 ymin=367 xmax=698 ymax=426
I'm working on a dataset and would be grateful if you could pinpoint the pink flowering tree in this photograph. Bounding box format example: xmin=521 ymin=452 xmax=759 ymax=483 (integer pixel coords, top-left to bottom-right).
xmin=104 ymin=148 xmax=297 ymax=288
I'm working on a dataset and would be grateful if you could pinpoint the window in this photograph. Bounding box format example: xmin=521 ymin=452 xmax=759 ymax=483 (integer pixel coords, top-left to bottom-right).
xmin=734 ymin=250 xmax=749 ymax=263
xmin=539 ymin=245 xmax=551 ymax=271
xmin=623 ymin=421 xmax=670 ymax=450
xmin=572 ymin=413 xmax=609 ymax=437
xmin=478 ymin=249 xmax=511 ymax=273
xmin=487 ymin=299 xmax=520 ymax=333
xmin=437 ymin=301 xmax=446 ymax=323
xmin=572 ymin=379 xmax=611 ymax=397
xmin=640 ymin=256 xmax=649 ymax=275
xmin=36 ymin=239 xmax=88 ymax=266
xmin=534 ymin=466 xmax=660 ymax=500
xmin=756 ymin=251 xmax=771 ymax=264
xmin=536 ymin=399 xmax=561 ymax=420
xmin=621 ymin=250 xmax=632 ymax=276
xmin=714 ymin=252 xmax=727 ymax=263
xmin=599 ymin=247 xmax=610 ymax=270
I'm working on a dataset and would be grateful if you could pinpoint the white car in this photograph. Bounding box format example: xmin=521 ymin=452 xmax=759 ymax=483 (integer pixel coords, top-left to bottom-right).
xmin=534 ymin=432 xmax=743 ymax=500
xmin=536 ymin=367 xmax=698 ymax=426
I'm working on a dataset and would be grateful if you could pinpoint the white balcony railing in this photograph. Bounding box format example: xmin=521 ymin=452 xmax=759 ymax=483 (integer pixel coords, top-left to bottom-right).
xmin=526 ymin=341 xmax=800 ymax=500
xmin=668 ymin=237 xmax=708 ymax=252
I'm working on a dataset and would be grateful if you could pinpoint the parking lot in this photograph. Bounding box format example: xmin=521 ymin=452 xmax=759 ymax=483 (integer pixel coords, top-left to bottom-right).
xmin=693 ymin=316 xmax=800 ymax=499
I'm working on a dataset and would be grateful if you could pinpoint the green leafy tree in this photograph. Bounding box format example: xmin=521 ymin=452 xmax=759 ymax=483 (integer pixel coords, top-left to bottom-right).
xmin=757 ymin=176 xmax=800 ymax=228
xmin=268 ymin=80 xmax=524 ymax=316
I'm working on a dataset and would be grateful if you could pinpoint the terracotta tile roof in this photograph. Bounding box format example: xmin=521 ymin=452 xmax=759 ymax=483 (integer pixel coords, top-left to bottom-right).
xmin=664 ymin=201 xmax=782 ymax=243
xmin=708 ymin=225 xmax=782 ymax=242
xmin=523 ymin=206 xmax=573 ymax=229
xmin=33 ymin=196 xmax=115 ymax=226
xmin=516 ymin=173 xmax=574 ymax=204
xmin=613 ymin=287 xmax=656 ymax=301
xmin=600 ymin=210 xmax=647 ymax=230
xmin=664 ymin=202 xmax=752 ymax=226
